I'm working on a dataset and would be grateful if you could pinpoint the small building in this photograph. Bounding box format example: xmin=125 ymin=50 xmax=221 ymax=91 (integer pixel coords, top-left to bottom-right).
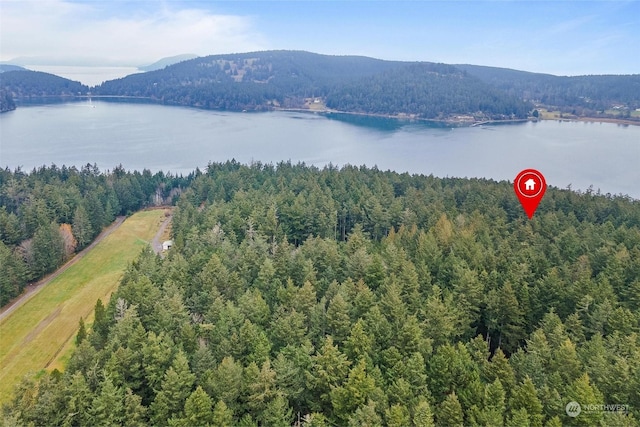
xmin=162 ymin=240 xmax=173 ymax=251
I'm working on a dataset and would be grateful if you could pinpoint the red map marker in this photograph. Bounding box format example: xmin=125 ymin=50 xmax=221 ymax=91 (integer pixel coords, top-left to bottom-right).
xmin=514 ymin=169 xmax=546 ymax=219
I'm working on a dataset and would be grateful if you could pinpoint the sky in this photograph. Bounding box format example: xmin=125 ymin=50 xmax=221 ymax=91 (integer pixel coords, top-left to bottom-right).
xmin=1 ymin=0 xmax=639 ymax=76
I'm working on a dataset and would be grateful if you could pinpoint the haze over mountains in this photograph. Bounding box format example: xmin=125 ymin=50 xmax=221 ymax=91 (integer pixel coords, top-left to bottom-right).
xmin=138 ymin=54 xmax=199 ymax=72
xmin=1 ymin=51 xmax=639 ymax=122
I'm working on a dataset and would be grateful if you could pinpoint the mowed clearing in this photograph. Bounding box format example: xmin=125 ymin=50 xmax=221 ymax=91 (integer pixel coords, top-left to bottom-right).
xmin=0 ymin=209 xmax=168 ymax=403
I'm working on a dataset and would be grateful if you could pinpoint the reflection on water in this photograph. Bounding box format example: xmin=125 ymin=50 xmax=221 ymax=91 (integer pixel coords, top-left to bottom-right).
xmin=324 ymin=112 xmax=452 ymax=132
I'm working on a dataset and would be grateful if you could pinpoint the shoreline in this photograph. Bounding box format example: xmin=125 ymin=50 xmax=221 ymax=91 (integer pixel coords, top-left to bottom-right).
xmin=11 ymin=95 xmax=640 ymax=126
xmin=540 ymin=116 xmax=640 ymax=126
xmin=274 ymin=106 xmax=532 ymax=126
xmin=278 ymin=107 xmax=640 ymax=127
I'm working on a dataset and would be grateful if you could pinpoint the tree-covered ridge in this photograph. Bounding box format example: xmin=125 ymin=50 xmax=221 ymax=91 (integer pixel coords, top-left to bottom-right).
xmin=94 ymin=51 xmax=400 ymax=110
xmin=326 ymin=63 xmax=531 ymax=120
xmin=94 ymin=51 xmax=531 ymax=119
xmin=0 ymin=70 xmax=89 ymax=98
xmin=0 ymin=164 xmax=190 ymax=306
xmin=4 ymin=162 xmax=640 ymax=426
xmin=457 ymin=64 xmax=640 ymax=113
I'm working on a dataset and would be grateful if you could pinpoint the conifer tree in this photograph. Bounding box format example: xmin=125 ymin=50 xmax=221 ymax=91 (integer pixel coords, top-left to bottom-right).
xmin=385 ymin=403 xmax=410 ymax=427
xmin=149 ymin=350 xmax=195 ymax=424
xmin=309 ymin=335 xmax=351 ymax=412
xmin=509 ymin=377 xmax=544 ymax=427
xmin=64 ymin=372 xmax=92 ymax=427
xmin=330 ymin=359 xmax=377 ymax=423
xmin=326 ymin=293 xmax=351 ymax=344
xmin=123 ymin=388 xmax=147 ymax=427
xmin=91 ymin=298 xmax=110 ymax=349
xmin=412 ymin=398 xmax=435 ymax=427
xmin=182 ymin=386 xmax=214 ymax=426
xmin=89 ymin=377 xmax=124 ymax=425
xmin=75 ymin=317 xmax=87 ymax=346
xmin=437 ymin=392 xmax=464 ymax=427
xmin=347 ymin=399 xmax=382 ymax=427
xmin=206 ymin=356 xmax=243 ymax=412
xmin=212 ymin=400 xmax=235 ymax=426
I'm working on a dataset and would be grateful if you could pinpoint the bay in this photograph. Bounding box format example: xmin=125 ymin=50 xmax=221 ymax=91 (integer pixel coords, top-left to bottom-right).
xmin=1 ymin=100 xmax=638 ymax=199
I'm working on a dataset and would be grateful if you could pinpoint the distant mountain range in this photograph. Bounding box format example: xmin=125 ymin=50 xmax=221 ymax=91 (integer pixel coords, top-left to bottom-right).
xmin=138 ymin=54 xmax=199 ymax=72
xmin=1 ymin=50 xmax=639 ymax=121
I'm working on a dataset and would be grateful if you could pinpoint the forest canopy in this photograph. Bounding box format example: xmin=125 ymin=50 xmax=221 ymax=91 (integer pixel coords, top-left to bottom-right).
xmin=0 ymin=164 xmax=189 ymax=306
xmin=3 ymin=162 xmax=640 ymax=426
xmin=0 ymin=70 xmax=88 ymax=98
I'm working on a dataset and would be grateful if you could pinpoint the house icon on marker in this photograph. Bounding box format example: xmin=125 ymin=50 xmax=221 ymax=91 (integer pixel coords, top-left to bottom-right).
xmin=524 ymin=178 xmax=536 ymax=191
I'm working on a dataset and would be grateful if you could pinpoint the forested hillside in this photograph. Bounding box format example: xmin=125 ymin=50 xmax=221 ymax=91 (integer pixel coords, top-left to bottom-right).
xmin=0 ymin=70 xmax=88 ymax=98
xmin=457 ymin=64 xmax=640 ymax=114
xmin=95 ymin=51 xmax=399 ymax=110
xmin=4 ymin=162 xmax=640 ymax=426
xmin=0 ymin=165 xmax=189 ymax=306
xmin=326 ymin=63 xmax=530 ymax=120
xmin=94 ymin=51 xmax=531 ymax=119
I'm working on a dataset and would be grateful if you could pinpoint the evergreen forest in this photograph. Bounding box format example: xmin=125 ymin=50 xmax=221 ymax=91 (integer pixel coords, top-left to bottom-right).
xmin=3 ymin=161 xmax=640 ymax=426
xmin=0 ymin=70 xmax=88 ymax=98
xmin=456 ymin=65 xmax=640 ymax=113
xmin=0 ymin=164 xmax=189 ymax=306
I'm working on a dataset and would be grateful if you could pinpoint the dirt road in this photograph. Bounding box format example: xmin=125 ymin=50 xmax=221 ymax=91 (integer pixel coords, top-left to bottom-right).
xmin=0 ymin=216 xmax=126 ymax=322
xmin=151 ymin=211 xmax=173 ymax=254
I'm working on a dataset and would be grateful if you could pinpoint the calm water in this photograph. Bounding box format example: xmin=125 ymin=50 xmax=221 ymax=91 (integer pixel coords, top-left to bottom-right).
xmin=1 ymin=100 xmax=639 ymax=198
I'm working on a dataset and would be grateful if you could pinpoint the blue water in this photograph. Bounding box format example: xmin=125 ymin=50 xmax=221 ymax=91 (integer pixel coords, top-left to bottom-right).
xmin=1 ymin=100 xmax=639 ymax=198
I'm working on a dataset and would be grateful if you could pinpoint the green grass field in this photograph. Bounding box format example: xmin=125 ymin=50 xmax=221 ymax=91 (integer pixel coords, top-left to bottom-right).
xmin=0 ymin=209 xmax=166 ymax=403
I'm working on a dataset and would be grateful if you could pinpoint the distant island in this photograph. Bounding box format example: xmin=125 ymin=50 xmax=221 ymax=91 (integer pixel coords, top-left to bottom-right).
xmin=1 ymin=50 xmax=638 ymax=124
xmin=137 ymin=54 xmax=199 ymax=72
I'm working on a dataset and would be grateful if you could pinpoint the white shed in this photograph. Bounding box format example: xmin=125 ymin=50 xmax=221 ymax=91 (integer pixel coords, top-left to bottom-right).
xmin=162 ymin=240 xmax=173 ymax=251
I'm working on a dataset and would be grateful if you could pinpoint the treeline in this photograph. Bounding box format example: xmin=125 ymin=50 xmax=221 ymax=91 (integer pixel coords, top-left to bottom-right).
xmin=0 ymin=89 xmax=16 ymax=113
xmin=0 ymin=70 xmax=88 ymax=98
xmin=0 ymin=164 xmax=189 ymax=306
xmin=4 ymin=162 xmax=640 ymax=426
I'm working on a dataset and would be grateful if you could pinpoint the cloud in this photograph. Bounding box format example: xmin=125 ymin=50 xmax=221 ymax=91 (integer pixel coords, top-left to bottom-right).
xmin=0 ymin=0 xmax=268 ymax=65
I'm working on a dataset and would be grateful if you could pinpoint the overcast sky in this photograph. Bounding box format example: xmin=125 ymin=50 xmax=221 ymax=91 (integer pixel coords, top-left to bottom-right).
xmin=1 ymin=0 xmax=638 ymax=76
